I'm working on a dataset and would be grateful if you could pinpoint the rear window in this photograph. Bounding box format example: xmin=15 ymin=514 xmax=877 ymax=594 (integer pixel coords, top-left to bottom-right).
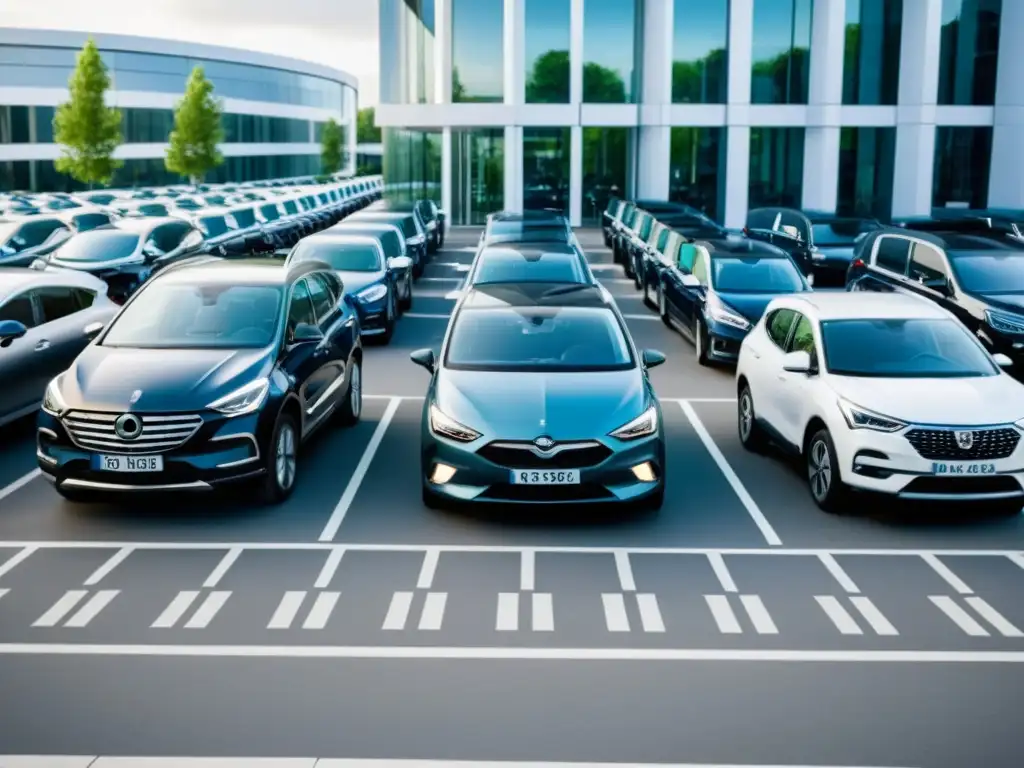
xmin=289 ymin=240 xmax=382 ymax=271
xmin=486 ymin=224 xmax=570 ymax=244
xmin=199 ymin=217 xmax=231 ymax=238
xmin=232 ymin=208 xmax=257 ymax=227
xmin=473 ymin=250 xmax=585 ymax=284
xmin=54 ymin=231 xmax=140 ymax=262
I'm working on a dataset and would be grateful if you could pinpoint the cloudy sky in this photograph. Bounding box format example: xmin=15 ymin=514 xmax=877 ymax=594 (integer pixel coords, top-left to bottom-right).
xmin=1 ymin=0 xmax=381 ymax=105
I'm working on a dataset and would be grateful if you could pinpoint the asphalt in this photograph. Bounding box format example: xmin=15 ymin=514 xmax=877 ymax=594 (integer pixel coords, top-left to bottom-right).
xmin=0 ymin=227 xmax=1023 ymax=768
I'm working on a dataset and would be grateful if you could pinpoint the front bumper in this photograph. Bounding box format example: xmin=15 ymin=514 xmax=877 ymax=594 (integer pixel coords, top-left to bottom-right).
xmin=353 ymin=291 xmax=391 ymax=335
xmin=703 ymin=316 xmax=750 ymax=363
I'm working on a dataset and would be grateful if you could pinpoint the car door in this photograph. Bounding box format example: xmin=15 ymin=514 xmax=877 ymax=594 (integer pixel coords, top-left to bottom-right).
xmin=903 ymin=238 xmax=969 ymax=323
xmin=662 ymin=241 xmax=697 ymax=325
xmin=679 ymin=246 xmax=710 ymax=336
xmin=301 ymin=273 xmax=352 ymax=425
xmin=33 ymin=284 xmax=100 ymax=375
xmin=282 ymin=277 xmax=331 ymax=432
xmin=858 ymin=234 xmax=912 ymax=291
xmin=746 ymin=307 xmax=798 ymax=430
xmin=773 ymin=312 xmax=821 ymax=447
xmin=0 ymin=289 xmax=46 ymax=417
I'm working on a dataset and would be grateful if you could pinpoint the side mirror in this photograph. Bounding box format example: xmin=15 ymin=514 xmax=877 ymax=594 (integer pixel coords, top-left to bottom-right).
xmin=83 ymin=321 xmax=105 ymax=339
xmin=388 ymin=255 xmax=413 ymax=271
xmin=779 ymin=224 xmax=802 ymax=241
xmin=642 ymin=349 xmax=666 ymax=369
xmin=291 ymin=322 xmax=324 ymax=344
xmin=922 ymin=276 xmax=952 ymax=296
xmin=410 ymin=348 xmax=435 ymax=373
xmin=782 ymin=350 xmax=813 ymax=374
xmin=993 ymin=353 xmax=1013 ymax=368
xmin=0 ymin=319 xmax=27 ymax=347
xmin=680 ymin=273 xmax=701 ymax=289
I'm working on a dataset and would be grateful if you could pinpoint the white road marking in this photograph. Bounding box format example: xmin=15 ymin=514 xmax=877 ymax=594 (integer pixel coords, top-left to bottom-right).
xmin=302 ymin=591 xmax=340 ymax=630
xmin=401 ymin=313 xmax=450 ymax=319
xmin=416 ymin=548 xmax=440 ymax=589
xmin=33 ymin=590 xmax=88 ymax=627
xmin=815 ymin=596 xmax=863 ymax=635
xmin=532 ymin=593 xmax=554 ymax=631
xmin=0 ymin=757 xmax=926 ymax=767
xmin=64 ymin=590 xmax=119 ymax=628
xmin=382 ymin=591 xmax=414 ymax=630
xmin=496 ymin=592 xmax=519 ymax=631
xmin=602 ymin=593 xmax=630 ymax=632
xmin=319 ymin=397 xmax=401 ymax=542
xmin=418 ymin=592 xmax=447 ymax=630
xmin=706 ymin=595 xmax=741 ymax=633
xmin=151 ymin=591 xmax=200 ymax=628
xmin=849 ymin=597 xmax=899 ymax=636
xmin=314 ymin=549 xmax=344 ymax=589
xmin=964 ymin=596 xmax=1024 ymax=637
xmin=622 ymin=314 xmax=661 ymax=321
xmin=930 ymin=596 xmax=988 ymax=636
xmin=818 ymin=553 xmax=860 ymax=593
xmin=0 ymin=468 xmax=41 ymax=503
xmin=740 ymin=595 xmax=779 ymax=635
xmin=636 ymin=593 xmax=666 ymax=633
xmin=1007 ymin=553 xmax=1024 ymax=570
xmin=268 ymin=591 xmax=307 ymax=629
xmin=614 ymin=550 xmax=636 ymax=591
xmin=0 ymin=546 xmax=36 ymax=579
xmin=444 ymin=290 xmax=463 ymax=299
xmin=707 ymin=552 xmax=737 ymax=592
xmin=520 ymin=549 xmax=535 ymax=591
xmin=183 ymin=591 xmax=231 ymax=629
xmin=678 ymin=402 xmax=782 ymax=546
xmin=921 ymin=554 xmax=973 ymax=594
xmin=0 ymin=588 xmax=8 ymax=602
xmin=203 ymin=548 xmax=242 ymax=588
xmin=83 ymin=547 xmax=134 ymax=586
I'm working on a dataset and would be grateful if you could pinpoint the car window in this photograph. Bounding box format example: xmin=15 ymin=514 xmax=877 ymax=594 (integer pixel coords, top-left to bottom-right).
xmin=677 ymin=243 xmax=697 ymax=271
xmin=287 ymin=278 xmax=317 ymax=335
xmin=307 ymin=273 xmax=336 ymax=325
xmin=638 ymin=214 xmax=654 ymax=240
xmin=647 ymin=222 xmax=663 ymax=247
xmin=787 ymin=314 xmax=816 ymax=356
xmin=874 ymin=236 xmax=911 ymax=275
xmin=692 ymin=250 xmax=708 ymax=284
xmin=656 ymin=227 xmax=669 ymax=251
xmin=320 ymin=271 xmax=344 ymax=304
xmin=0 ymin=293 xmax=36 ymax=327
xmin=908 ymin=241 xmax=948 ymax=283
xmin=37 ymin=285 xmax=89 ymax=323
xmin=74 ymin=213 xmax=111 ymax=231
xmin=765 ymin=309 xmax=796 ymax=348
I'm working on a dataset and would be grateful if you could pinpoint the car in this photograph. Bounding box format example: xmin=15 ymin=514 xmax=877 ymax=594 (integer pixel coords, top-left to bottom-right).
xmin=184 ymin=210 xmax=251 ymax=256
xmin=480 ymin=212 xmax=578 ymax=250
xmin=615 ymin=207 xmax=655 ymax=279
xmin=630 ymin=214 xmax=724 ymax=298
xmin=743 ymin=207 xmax=820 ymax=278
xmin=658 ymin=236 xmax=812 ymax=366
xmin=285 ymin=233 xmax=412 ymax=343
xmin=410 ymin=282 xmax=667 ymax=510
xmin=800 ymin=211 xmax=882 ymax=286
xmin=463 ymin=243 xmax=594 ymax=288
xmin=0 ymin=267 xmax=118 ymax=427
xmin=58 ymin=209 xmax=118 ymax=233
xmin=36 ymin=257 xmax=363 ymax=504
xmin=371 ymin=199 xmax=445 ymax=251
xmin=325 ymin=220 xmax=416 ymax=306
xmin=601 ymin=198 xmax=625 ymax=247
xmin=735 ymin=291 xmax=1024 ymax=516
xmin=346 ymin=210 xmax=429 ymax=277
xmin=0 ymin=216 xmax=72 ymax=267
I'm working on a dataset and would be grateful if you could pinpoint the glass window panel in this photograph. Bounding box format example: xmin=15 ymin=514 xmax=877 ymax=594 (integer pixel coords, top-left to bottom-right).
xmin=0 ymin=45 xmax=77 ymax=66
xmin=525 ymin=0 xmax=571 ymax=104
xmin=523 ymin=127 xmax=570 ymax=216
xmin=842 ymin=0 xmax=903 ymax=105
xmin=749 ymin=127 xmax=806 ymax=209
xmin=932 ymin=126 xmax=993 ymax=209
xmin=582 ymin=128 xmax=629 ymax=224
xmin=938 ymin=0 xmax=1002 ymax=106
xmin=669 ymin=127 xmax=727 ymax=222
xmin=382 ymin=128 xmax=442 ymax=203
xmin=836 ymin=127 xmax=895 ymax=221
xmin=0 ymin=64 xmax=74 ymax=88
xmin=110 ymin=51 xmax=190 ymax=76
xmin=671 ymin=0 xmax=729 ymax=104
xmin=452 ymin=0 xmax=504 ymax=102
xmin=451 ymin=128 xmax=504 ymax=224
xmin=583 ymin=0 xmax=638 ymax=103
xmin=751 ymin=0 xmax=813 ymax=104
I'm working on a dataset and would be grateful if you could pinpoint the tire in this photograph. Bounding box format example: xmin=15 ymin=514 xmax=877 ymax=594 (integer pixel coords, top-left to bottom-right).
xmin=694 ymin=318 xmax=710 ymax=366
xmin=659 ymin=286 xmax=672 ymax=328
xmin=737 ymin=385 xmax=768 ymax=453
xmin=806 ymin=428 xmax=850 ymax=514
xmin=254 ymin=412 xmax=300 ymax=505
xmin=335 ymin=358 xmax=362 ymax=426
xmin=380 ymin=292 xmax=396 ymax=345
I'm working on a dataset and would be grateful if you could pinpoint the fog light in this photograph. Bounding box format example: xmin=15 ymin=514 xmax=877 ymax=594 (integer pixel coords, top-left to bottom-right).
xmin=430 ymin=463 xmax=457 ymax=484
xmin=631 ymin=462 xmax=656 ymax=482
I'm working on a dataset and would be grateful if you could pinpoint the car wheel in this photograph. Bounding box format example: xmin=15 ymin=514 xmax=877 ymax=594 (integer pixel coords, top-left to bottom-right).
xmin=806 ymin=428 xmax=850 ymax=514
xmin=255 ymin=413 xmax=299 ymax=505
xmin=737 ymin=385 xmax=768 ymax=453
xmin=694 ymin=318 xmax=710 ymax=366
xmin=400 ymin=277 xmax=413 ymax=311
xmin=335 ymin=358 xmax=362 ymax=426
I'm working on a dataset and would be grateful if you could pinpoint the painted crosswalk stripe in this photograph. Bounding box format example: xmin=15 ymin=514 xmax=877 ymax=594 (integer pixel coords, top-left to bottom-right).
xmin=520 ymin=550 xmax=535 ymax=591
xmin=33 ymin=590 xmax=88 ymax=627
xmin=931 ymin=595 xmax=989 ymax=636
xmin=64 ymin=590 xmax=119 ymax=628
xmin=921 ymin=554 xmax=973 ymax=594
xmin=183 ymin=591 xmax=231 ymax=629
xmin=849 ymin=596 xmax=899 ymax=636
xmin=418 ymin=592 xmax=447 ymax=630
xmin=302 ymin=591 xmax=340 ymax=630
xmin=705 ymin=594 xmax=742 ymax=634
xmin=0 ymin=546 xmax=36 ymax=580
xmin=532 ymin=593 xmax=554 ymax=631
xmin=83 ymin=547 xmax=134 ymax=586
xmin=315 ymin=549 xmax=344 ymax=589
xmin=614 ymin=551 xmax=636 ymax=591
xmin=203 ymin=548 xmax=242 ymax=588
xmin=268 ymin=591 xmax=306 ymax=629
xmin=740 ymin=595 xmax=778 ymax=635
xmin=636 ymin=593 xmax=665 ymax=633
xmin=602 ymin=593 xmax=630 ymax=632
xmin=815 ymin=595 xmax=862 ymax=635
xmin=417 ymin=549 xmax=440 ymax=589
xmin=496 ymin=592 xmax=519 ymax=631
xmin=706 ymin=553 xmax=737 ymax=592
xmin=818 ymin=553 xmax=860 ymax=593
xmin=965 ymin=596 xmax=1024 ymax=637
xmin=382 ymin=591 xmax=414 ymax=630
xmin=151 ymin=591 xmax=200 ymax=628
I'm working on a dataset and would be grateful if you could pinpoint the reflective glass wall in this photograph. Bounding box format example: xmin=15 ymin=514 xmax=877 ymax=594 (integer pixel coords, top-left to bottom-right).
xmin=383 ymin=128 xmax=442 ymax=203
xmin=937 ymin=0 xmax=1002 ymax=106
xmin=837 ymin=127 xmax=896 ymax=220
xmin=583 ymin=0 xmax=640 ymax=103
xmin=671 ymin=0 xmax=729 ymax=103
xmin=451 ymin=0 xmax=504 ymax=102
xmin=525 ymin=0 xmax=571 ymax=103
xmin=582 ymin=128 xmax=629 ymax=224
xmin=523 ymin=128 xmax=570 ymax=214
xmin=750 ymin=0 xmax=813 ymax=104
xmin=842 ymin=0 xmax=903 ymax=104
xmin=932 ymin=126 xmax=993 ymax=209
xmin=451 ymin=128 xmax=504 ymax=224
xmin=669 ymin=127 xmax=727 ymax=221
xmin=748 ymin=127 xmax=805 ymax=208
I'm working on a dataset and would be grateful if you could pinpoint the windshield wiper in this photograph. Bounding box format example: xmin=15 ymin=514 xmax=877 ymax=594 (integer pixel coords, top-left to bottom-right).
xmin=540 ymin=284 xmax=590 ymax=298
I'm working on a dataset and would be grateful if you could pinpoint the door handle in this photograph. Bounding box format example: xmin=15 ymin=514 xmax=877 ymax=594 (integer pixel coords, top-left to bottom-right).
xmin=34 ymin=340 xmax=50 ymax=351
xmin=751 ymin=351 xmax=761 ymax=359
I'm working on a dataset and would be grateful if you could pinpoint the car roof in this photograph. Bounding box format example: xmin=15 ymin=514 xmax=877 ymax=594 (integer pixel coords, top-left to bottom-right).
xmin=778 ymin=292 xmax=951 ymax=321
xmin=489 ymin=211 xmax=565 ymax=223
xmin=114 ymin=217 xmax=180 ymax=233
xmin=158 ymin=257 xmax=291 ymax=285
xmin=0 ymin=266 xmax=99 ymax=294
xmin=299 ymin=233 xmax=382 ymax=246
xmin=460 ymin=282 xmax=611 ymax=310
xmin=479 ymin=242 xmax=577 ymax=258
xmin=329 ymin=221 xmax=399 ymax=233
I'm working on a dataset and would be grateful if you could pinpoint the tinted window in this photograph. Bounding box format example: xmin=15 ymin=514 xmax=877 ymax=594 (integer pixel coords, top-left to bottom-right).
xmin=766 ymin=309 xmax=796 ymax=347
xmin=357 ymin=215 xmax=416 ymax=238
xmin=199 ymin=217 xmax=230 ymax=238
xmin=711 ymin=256 xmax=805 ymax=293
xmin=445 ymin=307 xmax=634 ymax=371
xmin=307 ymin=274 xmax=335 ymax=323
xmin=233 ymin=208 xmax=257 ymax=228
xmin=37 ymin=286 xmax=87 ymax=322
xmin=487 ymin=225 xmax=569 ymax=244
xmin=874 ymin=236 xmax=911 ymax=274
xmin=638 ymin=214 xmax=654 ymax=240
xmin=151 ymin=223 xmax=190 ymax=252
xmin=811 ymin=223 xmax=865 ymax=246
xmin=821 ymin=318 xmax=997 ymax=377
xmin=0 ymin=294 xmax=35 ymax=326
xmin=283 ymin=200 xmax=300 ymax=215
xmin=73 ymin=213 xmax=111 ymax=231
xmin=908 ymin=241 xmax=948 ymax=282
xmin=787 ymin=314 xmax=816 ymax=355
xmin=13 ymin=221 xmax=61 ymax=249
xmin=677 ymin=242 xmax=698 ymax=271
xmin=260 ymin=204 xmax=281 ymax=221
xmin=137 ymin=204 xmax=169 ymax=216
xmin=54 ymin=232 xmax=140 ymax=262
xmin=656 ymin=227 xmax=669 ymax=250
xmin=950 ymin=254 xmax=1024 ymax=294
xmin=473 ymin=250 xmax=585 ymax=284
xmin=290 ymin=241 xmax=382 ymax=271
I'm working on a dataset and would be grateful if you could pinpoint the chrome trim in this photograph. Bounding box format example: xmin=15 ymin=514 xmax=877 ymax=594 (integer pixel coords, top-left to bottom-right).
xmin=898 ymin=490 xmax=1024 ymax=501
xmin=209 ymin=432 xmax=261 ymax=468
xmin=488 ymin=440 xmax=604 ymax=459
xmin=216 ymin=456 xmax=261 ymax=469
xmin=306 ymin=368 xmax=347 ymax=415
xmin=60 ymin=478 xmax=213 ymax=491
xmin=62 ymin=410 xmax=203 ymax=454
xmin=36 ymin=450 xmax=57 ymax=465
xmin=38 ymin=427 xmax=58 ymax=439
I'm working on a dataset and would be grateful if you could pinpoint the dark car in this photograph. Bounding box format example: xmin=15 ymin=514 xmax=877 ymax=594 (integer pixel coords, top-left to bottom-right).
xmin=225 ymin=205 xmax=276 ymax=253
xmin=743 ymin=207 xmax=818 ymax=278
xmin=256 ymin=201 xmax=303 ymax=248
xmin=36 ymin=257 xmax=364 ymax=504
xmin=845 ymin=219 xmax=1024 ymax=373
xmin=658 ymin=236 xmax=811 ymax=365
xmin=631 ymin=213 xmax=725 ymax=295
xmin=616 ymin=208 xmax=656 ymax=279
xmin=0 ymin=216 xmax=72 ymax=267
xmin=372 ymin=199 xmax=445 ymax=251
xmin=601 ymin=198 xmax=626 ymax=247
xmin=480 ymin=212 xmax=576 ymax=249
xmin=463 ymin=243 xmax=594 ymax=288
xmin=188 ymin=211 xmax=250 ymax=256
xmin=346 ymin=211 xmax=428 ymax=276
xmin=802 ymin=211 xmax=882 ymax=286
xmin=410 ymin=282 xmax=667 ymax=510
xmin=326 ymin=220 xmax=415 ymax=305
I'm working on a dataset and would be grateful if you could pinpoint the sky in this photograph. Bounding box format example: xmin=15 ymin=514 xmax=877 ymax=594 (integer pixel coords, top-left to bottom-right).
xmin=0 ymin=0 xmax=381 ymax=106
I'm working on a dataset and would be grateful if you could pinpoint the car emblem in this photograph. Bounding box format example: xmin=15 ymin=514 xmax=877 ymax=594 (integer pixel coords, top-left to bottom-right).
xmin=533 ymin=436 xmax=556 ymax=451
xmin=954 ymin=431 xmax=974 ymax=450
xmin=128 ymin=389 xmax=142 ymax=405
xmin=114 ymin=413 xmax=144 ymax=441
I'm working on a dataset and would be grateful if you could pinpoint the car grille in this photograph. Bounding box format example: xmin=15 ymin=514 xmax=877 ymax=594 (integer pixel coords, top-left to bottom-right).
xmin=476 ymin=441 xmax=613 ymax=470
xmin=904 ymin=427 xmax=1020 ymax=461
xmin=480 ymin=483 xmax=614 ymax=502
xmin=62 ymin=411 xmax=203 ymax=454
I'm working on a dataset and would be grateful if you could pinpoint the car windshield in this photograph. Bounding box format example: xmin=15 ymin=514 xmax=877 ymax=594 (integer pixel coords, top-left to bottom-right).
xmin=102 ymin=282 xmax=283 ymax=349
xmin=283 ymin=200 xmax=300 ymax=215
xmin=949 ymin=253 xmax=1024 ymax=294
xmin=487 ymin=225 xmax=569 ymax=244
xmin=233 ymin=208 xmax=257 ymax=228
xmin=473 ymin=250 xmax=585 ymax=284
xmin=259 ymin=204 xmax=280 ymax=221
xmin=73 ymin=213 xmax=110 ymax=231
xmin=821 ymin=318 xmax=997 ymax=378
xmin=445 ymin=307 xmax=634 ymax=372
xmin=199 ymin=217 xmax=231 ymax=237
xmin=712 ymin=257 xmax=805 ymax=293
xmin=137 ymin=204 xmax=168 ymax=216
xmin=54 ymin=231 xmax=140 ymax=261
xmin=290 ymin=241 xmax=381 ymax=271
xmin=0 ymin=222 xmax=20 ymax=245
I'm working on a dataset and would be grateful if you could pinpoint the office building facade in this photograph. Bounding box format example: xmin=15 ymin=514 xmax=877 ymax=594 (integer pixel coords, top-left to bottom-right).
xmin=376 ymin=0 xmax=1021 ymax=228
xmin=0 ymin=28 xmax=358 ymax=191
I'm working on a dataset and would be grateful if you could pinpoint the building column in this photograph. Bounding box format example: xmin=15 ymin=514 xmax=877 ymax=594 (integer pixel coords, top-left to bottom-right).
xmin=502 ymin=0 xmax=525 ymax=213
xmin=570 ymin=126 xmax=583 ymax=226
xmin=891 ymin=0 xmax=942 ymax=219
xmin=723 ymin=0 xmax=753 ymax=228
xmin=504 ymin=126 xmax=523 ymax=214
xmin=434 ymin=0 xmax=452 ymax=104
xmin=988 ymin=0 xmax=1024 ymax=209
xmin=636 ymin=0 xmax=673 ymax=200
xmin=441 ymin=127 xmax=453 ymax=224
xmin=801 ymin=0 xmax=845 ymax=212
xmin=569 ymin=0 xmax=584 ymax=106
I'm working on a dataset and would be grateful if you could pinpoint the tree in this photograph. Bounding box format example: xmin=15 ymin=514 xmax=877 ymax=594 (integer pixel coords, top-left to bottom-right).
xmin=52 ymin=38 xmax=123 ymax=187
xmin=526 ymin=50 xmax=570 ymax=103
xmin=320 ymin=118 xmax=344 ymax=176
xmin=165 ymin=66 xmax=225 ymax=185
xmin=582 ymin=62 xmax=626 ymax=104
xmin=357 ymin=107 xmax=381 ymax=143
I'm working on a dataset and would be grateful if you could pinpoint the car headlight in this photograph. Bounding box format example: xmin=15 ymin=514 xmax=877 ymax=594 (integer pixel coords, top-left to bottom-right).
xmin=357 ymin=283 xmax=388 ymax=303
xmin=42 ymin=375 xmax=67 ymax=416
xmin=837 ymin=398 xmax=906 ymax=432
xmin=407 ymin=234 xmax=425 ymax=246
xmin=609 ymin=405 xmax=659 ymax=440
xmin=206 ymin=378 xmax=269 ymax=416
xmin=429 ymin=403 xmax=481 ymax=442
xmin=706 ymin=293 xmax=751 ymax=331
xmin=985 ymin=310 xmax=1024 ymax=335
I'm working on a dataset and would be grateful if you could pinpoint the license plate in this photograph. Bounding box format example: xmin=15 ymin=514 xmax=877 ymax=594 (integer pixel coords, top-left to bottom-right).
xmin=931 ymin=462 xmax=996 ymax=475
xmin=510 ymin=469 xmax=580 ymax=485
xmin=94 ymin=454 xmax=164 ymax=472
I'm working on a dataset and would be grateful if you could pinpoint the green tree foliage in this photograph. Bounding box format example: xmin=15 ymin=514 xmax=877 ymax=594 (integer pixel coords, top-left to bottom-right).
xmin=671 ymin=48 xmax=727 ymax=103
xmin=582 ymin=63 xmax=626 ymax=103
xmin=525 ymin=50 xmax=570 ymax=103
xmin=357 ymin=107 xmax=381 ymax=143
xmin=751 ymin=47 xmax=811 ymax=103
xmin=165 ymin=66 xmax=225 ymax=184
xmin=52 ymin=38 xmax=123 ymax=187
xmin=451 ymin=67 xmax=467 ymax=101
xmin=320 ymin=118 xmax=344 ymax=175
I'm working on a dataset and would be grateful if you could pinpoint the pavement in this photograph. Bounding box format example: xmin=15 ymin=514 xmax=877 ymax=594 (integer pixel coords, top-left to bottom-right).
xmin=0 ymin=228 xmax=1023 ymax=768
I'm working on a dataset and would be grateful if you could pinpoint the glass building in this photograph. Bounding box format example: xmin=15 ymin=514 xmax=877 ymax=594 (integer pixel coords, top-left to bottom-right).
xmin=0 ymin=28 xmax=358 ymax=192
xmin=377 ymin=0 xmax=1022 ymax=227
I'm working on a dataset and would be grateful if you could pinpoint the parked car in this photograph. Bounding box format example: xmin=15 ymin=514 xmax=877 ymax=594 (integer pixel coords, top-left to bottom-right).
xmin=372 ymin=199 xmax=445 ymax=251
xmin=463 ymin=243 xmax=595 ymax=288
xmin=326 ymin=220 xmax=416 ymax=307
xmin=346 ymin=210 xmax=429 ymax=277
xmin=744 ymin=207 xmax=818 ymax=278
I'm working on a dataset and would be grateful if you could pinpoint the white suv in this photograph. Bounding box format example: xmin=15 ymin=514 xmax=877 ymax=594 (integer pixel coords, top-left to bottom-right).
xmin=734 ymin=291 xmax=1024 ymax=515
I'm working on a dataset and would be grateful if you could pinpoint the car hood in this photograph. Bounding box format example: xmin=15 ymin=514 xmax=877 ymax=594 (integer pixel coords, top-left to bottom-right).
xmin=828 ymin=373 xmax=1024 ymax=426
xmin=975 ymin=292 xmax=1024 ymax=316
xmin=336 ymin=271 xmax=384 ymax=295
xmin=435 ymin=369 xmax=648 ymax=440
xmin=717 ymin=291 xmax=798 ymax=324
xmin=60 ymin=344 xmax=272 ymax=412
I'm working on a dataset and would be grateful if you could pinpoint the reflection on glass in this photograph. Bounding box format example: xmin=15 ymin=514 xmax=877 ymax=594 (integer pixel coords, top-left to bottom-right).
xmin=750 ymin=0 xmax=813 ymax=104
xmin=749 ymin=127 xmax=806 ymax=209
xmin=525 ymin=0 xmax=571 ymax=103
xmin=671 ymin=0 xmax=728 ymax=104
xmin=938 ymin=0 xmax=1002 ymax=106
xmin=383 ymin=128 xmax=442 ymax=203
xmin=523 ymin=128 xmax=570 ymax=215
xmin=582 ymin=128 xmax=629 ymax=224
xmin=452 ymin=0 xmax=504 ymax=103
xmin=837 ymin=127 xmax=895 ymax=221
xmin=669 ymin=127 xmax=727 ymax=222
xmin=583 ymin=0 xmax=638 ymax=103
xmin=932 ymin=127 xmax=993 ymax=209
xmin=451 ymin=129 xmax=504 ymax=225
xmin=842 ymin=0 xmax=903 ymax=105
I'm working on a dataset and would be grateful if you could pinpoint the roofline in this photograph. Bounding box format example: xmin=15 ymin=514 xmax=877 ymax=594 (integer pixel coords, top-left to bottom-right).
xmin=0 ymin=27 xmax=358 ymax=90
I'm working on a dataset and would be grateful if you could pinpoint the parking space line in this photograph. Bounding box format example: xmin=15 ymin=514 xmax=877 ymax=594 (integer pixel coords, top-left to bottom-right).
xmin=520 ymin=550 xmax=535 ymax=591
xmin=740 ymin=595 xmax=778 ymax=635
xmin=921 ymin=554 xmax=973 ymax=594
xmin=1008 ymin=553 xmax=1024 ymax=571
xmin=850 ymin=597 xmax=899 ymax=636
xmin=183 ymin=591 xmax=231 ymax=629
xmin=678 ymin=401 xmax=783 ymax=546
xmin=964 ymin=596 xmax=1023 ymax=637
xmin=64 ymin=590 xmax=119 ymax=628
xmin=0 ymin=588 xmax=7 ymax=602
xmin=416 ymin=548 xmax=440 ymax=589
xmin=614 ymin=551 xmax=635 ymax=591
xmin=203 ymin=547 xmax=242 ymax=588
xmin=151 ymin=591 xmax=199 ymax=628
xmin=382 ymin=591 xmax=414 ymax=630
xmin=0 ymin=546 xmax=36 ymax=580
xmin=930 ymin=596 xmax=989 ymax=636
xmin=705 ymin=595 xmax=742 ymax=634
xmin=636 ymin=593 xmax=666 ymax=633
xmin=33 ymin=590 xmax=88 ymax=627
xmin=532 ymin=593 xmax=554 ymax=631
xmin=319 ymin=397 xmax=402 ymax=542
xmin=496 ymin=592 xmax=519 ymax=631
xmin=818 ymin=553 xmax=860 ymax=593
xmin=268 ymin=591 xmax=307 ymax=629
xmin=0 ymin=468 xmax=41 ymax=504
xmin=816 ymin=596 xmax=863 ymax=635
xmin=302 ymin=591 xmax=340 ymax=630
xmin=707 ymin=553 xmax=737 ymax=592
xmin=314 ymin=549 xmax=344 ymax=589
xmin=418 ymin=592 xmax=447 ymax=630
xmin=83 ymin=547 xmax=134 ymax=586
xmin=622 ymin=314 xmax=660 ymax=321
xmin=602 ymin=594 xmax=630 ymax=632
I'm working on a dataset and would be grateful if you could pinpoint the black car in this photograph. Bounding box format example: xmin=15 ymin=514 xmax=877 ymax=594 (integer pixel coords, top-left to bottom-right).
xmin=601 ymin=198 xmax=626 ymax=246
xmin=0 ymin=216 xmax=72 ymax=267
xmin=327 ymin=220 xmax=416 ymax=305
xmin=845 ymin=218 xmax=1024 ymax=372
xmin=372 ymin=200 xmax=445 ymax=252
xmin=463 ymin=242 xmax=594 ymax=288
xmin=800 ymin=210 xmax=882 ymax=286
xmin=743 ymin=207 xmax=818 ymax=278
xmin=631 ymin=212 xmax=725 ymax=291
xmin=188 ymin=211 xmax=251 ymax=256
xmin=346 ymin=211 xmax=429 ymax=276
xmin=256 ymin=202 xmax=303 ymax=248
xmin=36 ymin=257 xmax=363 ymax=504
